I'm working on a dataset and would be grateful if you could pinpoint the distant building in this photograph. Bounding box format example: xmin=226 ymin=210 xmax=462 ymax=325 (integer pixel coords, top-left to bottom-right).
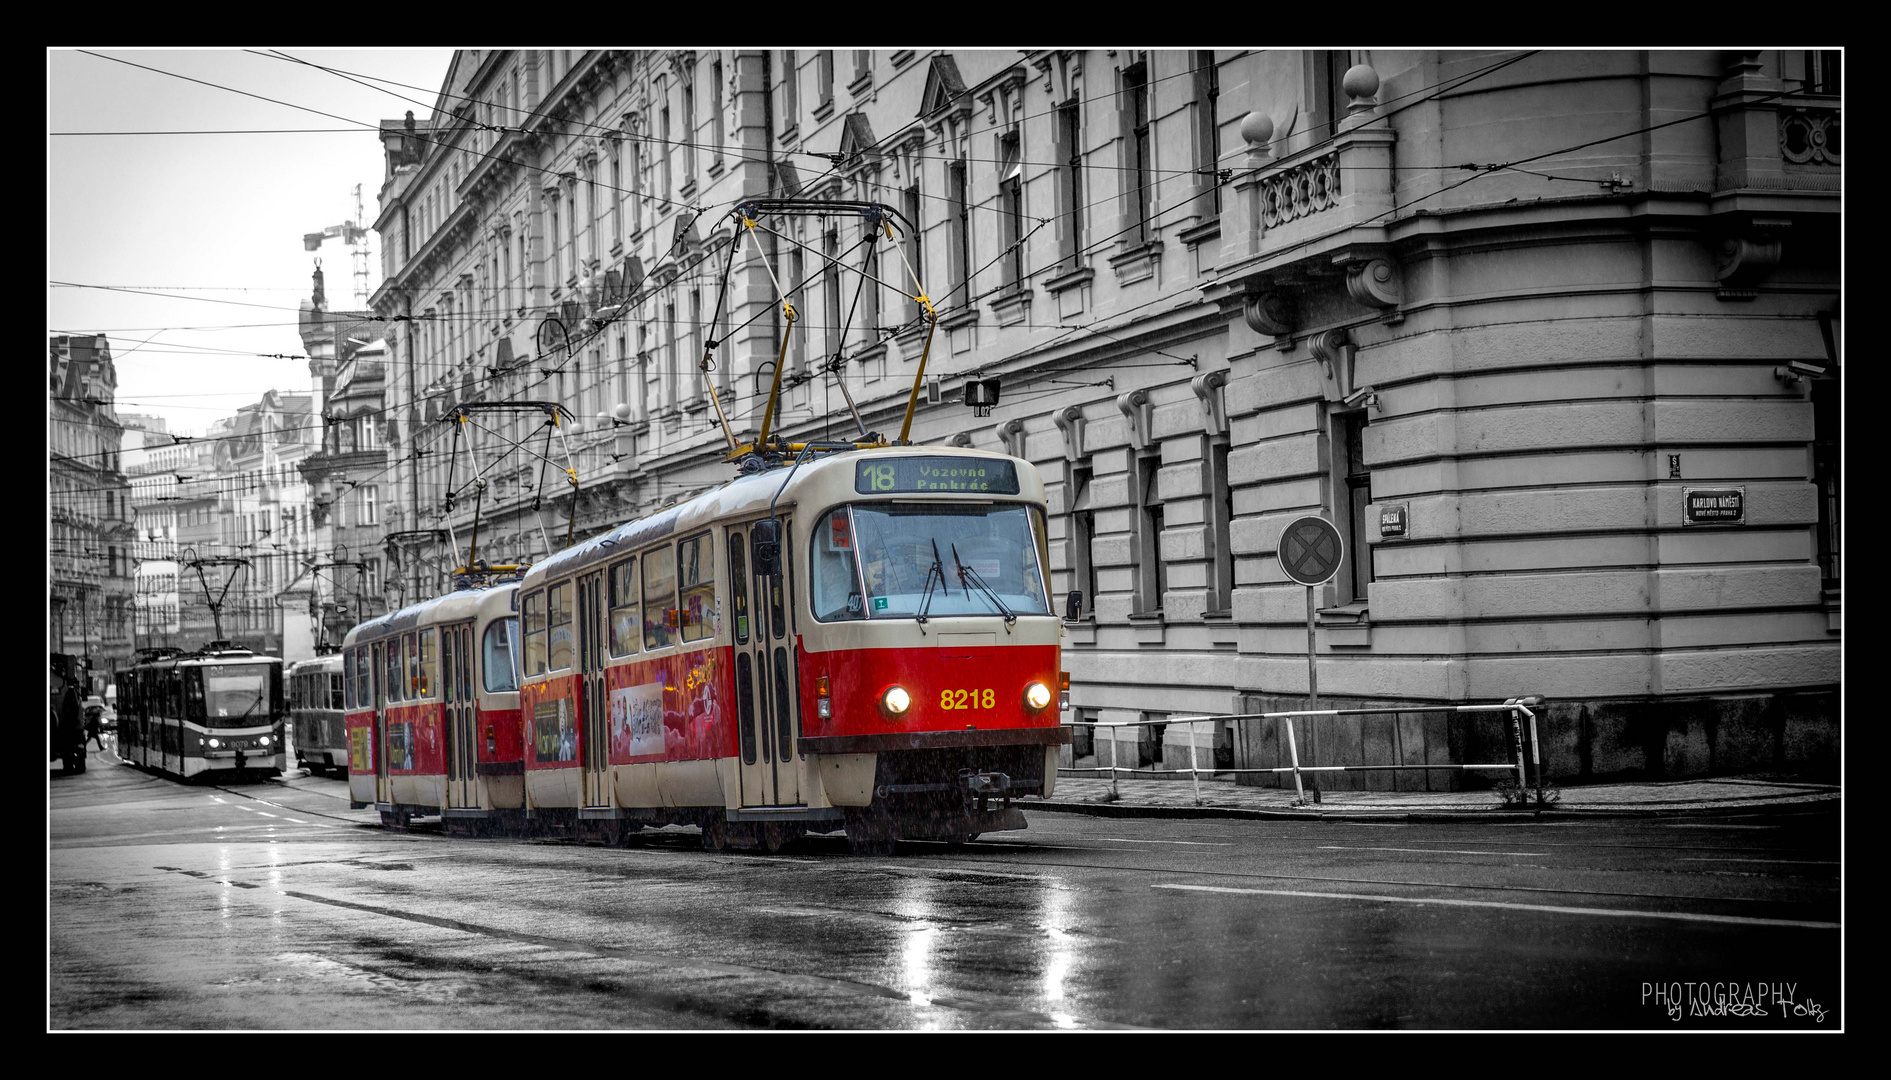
xmin=49 ymin=334 xmax=135 ymax=690
xmin=368 ymin=49 xmax=1840 ymax=783
xmin=297 ymin=262 xmax=394 ymax=644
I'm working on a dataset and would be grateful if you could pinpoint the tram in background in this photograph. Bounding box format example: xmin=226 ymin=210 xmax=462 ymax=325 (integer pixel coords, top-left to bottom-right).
xmin=341 ymin=578 xmax=525 ymax=829
xmin=355 ymin=445 xmax=1068 ymax=852
xmin=114 ymin=643 xmax=286 ymax=780
xmin=288 ymin=652 xmax=347 ymax=775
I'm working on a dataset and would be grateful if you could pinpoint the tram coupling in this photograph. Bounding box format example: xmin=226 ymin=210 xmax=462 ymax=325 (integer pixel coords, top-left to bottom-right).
xmin=960 ymin=769 xmax=1011 ymax=797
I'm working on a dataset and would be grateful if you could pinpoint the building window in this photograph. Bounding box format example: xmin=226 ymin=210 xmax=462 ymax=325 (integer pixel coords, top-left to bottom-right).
xmin=566 ymin=177 xmax=579 ymax=280
xmin=999 ymin=131 xmax=1025 ymax=292
xmin=1314 ymin=50 xmax=1350 ymax=142
xmin=1332 ymin=409 xmax=1372 ymax=604
xmin=1135 ymin=454 xmax=1165 ymax=614
xmin=548 ymin=195 xmax=562 ymax=286
xmin=860 ymin=232 xmax=880 ymax=346
xmin=1802 ymin=50 xmax=1841 ymax=94
xmin=627 ymin=133 xmax=643 ymax=237
xmin=710 ymin=58 xmax=725 ymax=167
xmin=1207 ymin=437 xmax=1233 ymax=613
xmin=823 ymin=229 xmax=842 ymax=362
xmin=1123 ymin=61 xmax=1153 ymax=246
xmin=781 ymin=51 xmax=798 ymax=133
xmin=688 ymin=288 xmax=704 ymax=404
xmin=902 ymin=183 xmax=924 ymax=322
xmin=361 ymin=485 xmax=379 ymax=527
xmin=681 ymin=61 xmax=697 ymax=185
xmin=1194 ymin=51 xmax=1221 ymax=217
xmin=789 ymin=246 xmax=807 ymax=374
xmin=1069 ymin=463 xmax=1096 ymax=618
xmin=664 ymin=299 xmax=678 ymax=410
xmin=1057 ymin=99 xmax=1084 ymax=271
xmin=949 ymin=158 xmax=971 ymax=307
xmin=607 ymin=142 xmax=622 ymax=250
xmin=817 ymin=50 xmax=834 ymax=108
xmin=660 ymin=100 xmax=673 ymax=201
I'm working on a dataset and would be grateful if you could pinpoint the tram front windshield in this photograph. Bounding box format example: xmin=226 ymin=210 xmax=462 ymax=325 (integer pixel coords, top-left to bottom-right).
xmin=196 ymin=664 xmax=273 ymax=727
xmin=813 ymin=503 xmax=1050 ymax=620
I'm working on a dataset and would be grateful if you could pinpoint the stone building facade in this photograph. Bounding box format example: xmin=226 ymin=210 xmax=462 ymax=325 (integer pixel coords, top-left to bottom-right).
xmin=49 ymin=334 xmax=135 ymax=691
xmin=297 ymin=264 xmax=394 ymax=644
xmin=368 ymin=48 xmax=1841 ymax=784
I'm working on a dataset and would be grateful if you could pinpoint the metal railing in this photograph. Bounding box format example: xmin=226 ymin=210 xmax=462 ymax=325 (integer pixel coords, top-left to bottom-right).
xmin=1059 ymin=698 xmax=1545 ymax=807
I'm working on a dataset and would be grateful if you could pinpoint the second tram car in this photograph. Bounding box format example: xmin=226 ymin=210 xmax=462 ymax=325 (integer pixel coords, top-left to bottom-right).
xmin=352 ymin=445 xmax=1069 ymax=852
xmin=341 ymin=580 xmax=525 ymax=828
xmin=114 ymin=643 xmax=287 ymax=779
xmin=288 ymin=652 xmax=347 ymax=775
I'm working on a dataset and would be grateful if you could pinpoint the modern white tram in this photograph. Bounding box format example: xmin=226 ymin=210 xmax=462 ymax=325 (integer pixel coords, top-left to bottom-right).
xmin=114 ymin=643 xmax=287 ymax=779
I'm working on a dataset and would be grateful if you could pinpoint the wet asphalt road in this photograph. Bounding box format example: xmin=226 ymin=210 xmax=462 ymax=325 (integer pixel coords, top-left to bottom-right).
xmin=49 ymin=750 xmax=1841 ymax=1030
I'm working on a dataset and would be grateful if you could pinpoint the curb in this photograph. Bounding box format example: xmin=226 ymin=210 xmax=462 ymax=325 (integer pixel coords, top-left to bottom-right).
xmin=1018 ymin=791 xmax=1838 ymax=823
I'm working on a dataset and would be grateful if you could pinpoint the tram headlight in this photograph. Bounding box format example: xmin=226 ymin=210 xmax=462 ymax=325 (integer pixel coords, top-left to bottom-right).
xmin=258 ymin=735 xmax=270 ymax=746
xmin=880 ymin=685 xmax=913 ymax=718
xmin=1024 ymin=681 xmax=1054 ymax=712
xmin=207 ymin=738 xmax=220 ymax=749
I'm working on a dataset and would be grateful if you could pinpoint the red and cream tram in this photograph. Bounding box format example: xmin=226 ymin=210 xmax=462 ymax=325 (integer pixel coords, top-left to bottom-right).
xmin=340 ymin=580 xmax=525 ymax=829
xmin=288 ymin=652 xmax=346 ymax=775
xmin=113 ymin=643 xmax=287 ymax=779
xmin=501 ymin=445 xmax=1068 ymax=853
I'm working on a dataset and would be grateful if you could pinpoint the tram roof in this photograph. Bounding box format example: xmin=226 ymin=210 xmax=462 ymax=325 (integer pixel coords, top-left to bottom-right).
xmin=342 ymin=580 xmax=518 ymax=647
xmin=521 ymin=445 xmax=1039 ymax=587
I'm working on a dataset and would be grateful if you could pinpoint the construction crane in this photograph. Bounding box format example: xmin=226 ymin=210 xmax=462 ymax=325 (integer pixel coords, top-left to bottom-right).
xmin=303 ymin=184 xmax=373 ymax=308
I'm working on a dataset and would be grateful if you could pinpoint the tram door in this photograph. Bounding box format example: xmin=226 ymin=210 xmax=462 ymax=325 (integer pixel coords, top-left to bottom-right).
xmin=577 ymin=570 xmax=611 ymax=807
xmin=729 ymin=518 xmax=803 ymax=807
xmin=372 ymin=641 xmax=391 ymax=805
xmin=443 ymin=621 xmax=477 ymax=809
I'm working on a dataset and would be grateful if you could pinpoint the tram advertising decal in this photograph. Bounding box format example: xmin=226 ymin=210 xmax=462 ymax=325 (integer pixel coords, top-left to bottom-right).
xmin=533 ymin=696 xmax=577 ymax=762
xmin=349 ymin=724 xmax=372 ymax=772
xmin=856 ymin=457 xmax=1021 ymax=495
xmin=612 ymin=681 xmax=666 ymax=760
xmin=387 ymin=720 xmax=415 ymax=771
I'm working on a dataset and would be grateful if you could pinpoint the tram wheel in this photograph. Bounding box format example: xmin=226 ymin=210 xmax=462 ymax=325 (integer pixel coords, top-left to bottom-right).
xmin=699 ymin=816 xmax=731 ymax=852
xmin=760 ymin=823 xmax=792 ymax=854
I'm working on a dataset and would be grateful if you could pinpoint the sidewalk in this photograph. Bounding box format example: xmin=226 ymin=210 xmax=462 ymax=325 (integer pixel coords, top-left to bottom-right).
xmin=1020 ymin=771 xmax=1840 ymax=820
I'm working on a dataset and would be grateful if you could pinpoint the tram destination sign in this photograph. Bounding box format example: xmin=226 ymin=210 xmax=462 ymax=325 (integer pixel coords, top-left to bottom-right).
xmin=1682 ymin=486 xmax=1746 ymax=526
xmin=856 ymin=457 xmax=1020 ymax=495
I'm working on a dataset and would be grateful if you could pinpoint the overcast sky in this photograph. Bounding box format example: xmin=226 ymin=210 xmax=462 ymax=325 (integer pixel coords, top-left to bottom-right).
xmin=48 ymin=48 xmax=457 ymax=437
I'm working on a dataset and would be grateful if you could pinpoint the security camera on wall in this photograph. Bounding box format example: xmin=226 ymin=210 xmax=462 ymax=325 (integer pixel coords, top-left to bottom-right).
xmin=1341 ymin=386 xmax=1380 ymax=411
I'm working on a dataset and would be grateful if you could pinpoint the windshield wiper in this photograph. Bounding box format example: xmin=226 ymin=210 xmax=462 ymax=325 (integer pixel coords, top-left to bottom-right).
xmin=235 ymin=690 xmax=266 ymax=721
xmin=914 ymin=539 xmax=950 ymax=630
xmin=952 ymin=542 xmax=1016 ymax=629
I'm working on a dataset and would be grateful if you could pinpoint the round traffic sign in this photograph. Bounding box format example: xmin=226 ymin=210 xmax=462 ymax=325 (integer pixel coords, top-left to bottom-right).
xmin=1278 ymin=515 xmax=1345 ymax=586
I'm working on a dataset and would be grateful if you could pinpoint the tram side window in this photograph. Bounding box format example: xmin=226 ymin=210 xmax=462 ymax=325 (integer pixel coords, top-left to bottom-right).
xmin=812 ymin=507 xmax=866 ymax=621
xmin=386 ymin=638 xmax=405 ymax=703
xmin=547 ymin=582 xmax=574 ymax=670
xmin=643 ymin=543 xmax=677 ymax=650
xmin=404 ymin=633 xmax=422 ymax=699
xmin=678 ymin=532 xmax=717 ymax=642
xmin=331 ymin=673 xmax=344 ymax=710
xmin=484 ymin=616 xmax=522 ymax=693
xmin=609 ymin=557 xmax=640 ymax=657
xmin=418 ymin=629 xmax=439 ymax=698
xmin=523 ymin=590 xmax=548 ymax=676
xmin=728 ymin=530 xmax=750 ymax=644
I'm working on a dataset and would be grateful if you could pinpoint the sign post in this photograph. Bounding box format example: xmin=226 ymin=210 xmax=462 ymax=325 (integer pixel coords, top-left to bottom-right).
xmin=1276 ymin=515 xmax=1346 ymax=806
